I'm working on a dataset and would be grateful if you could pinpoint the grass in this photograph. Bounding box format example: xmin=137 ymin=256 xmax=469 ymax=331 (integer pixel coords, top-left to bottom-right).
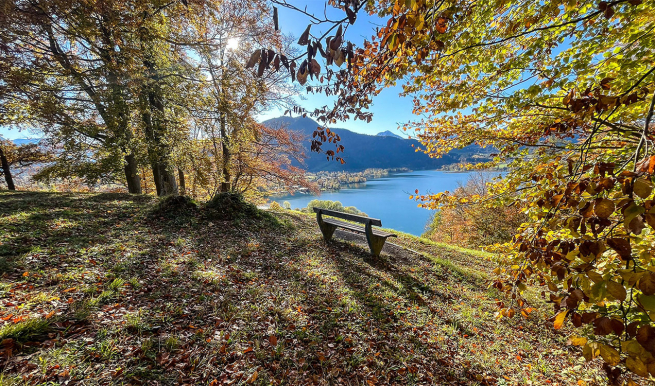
xmin=0 ymin=191 xmax=607 ymax=385
xmin=0 ymin=318 xmax=50 ymax=341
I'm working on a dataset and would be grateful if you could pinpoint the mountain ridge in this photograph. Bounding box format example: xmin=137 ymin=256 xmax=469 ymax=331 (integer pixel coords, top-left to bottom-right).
xmin=376 ymin=130 xmax=404 ymax=139
xmin=263 ymin=116 xmax=491 ymax=172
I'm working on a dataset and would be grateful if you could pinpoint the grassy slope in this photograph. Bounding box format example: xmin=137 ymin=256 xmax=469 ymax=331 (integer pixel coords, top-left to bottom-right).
xmin=0 ymin=191 xmax=604 ymax=385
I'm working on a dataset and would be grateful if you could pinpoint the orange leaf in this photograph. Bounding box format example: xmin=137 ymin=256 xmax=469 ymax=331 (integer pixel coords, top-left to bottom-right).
xmin=554 ymin=311 xmax=568 ymax=329
xmin=247 ymin=370 xmax=258 ymax=383
xmin=45 ymin=311 xmax=55 ymax=319
xmin=269 ymin=335 xmax=277 ymax=346
xmin=243 ymin=347 xmax=253 ymax=354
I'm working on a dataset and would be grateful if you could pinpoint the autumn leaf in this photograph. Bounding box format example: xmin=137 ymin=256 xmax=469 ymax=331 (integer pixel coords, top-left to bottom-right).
xmin=298 ymin=25 xmax=311 ymax=45
xmin=568 ymin=336 xmax=587 ymax=346
xmin=633 ymin=178 xmax=653 ymax=199
xmin=599 ymin=344 xmax=621 ymax=366
xmin=607 ymin=238 xmax=631 ymax=259
xmin=594 ymin=198 xmax=615 ymax=219
xmin=246 ymin=50 xmax=261 ymax=69
xmin=627 ymin=357 xmax=649 ymax=378
xmin=247 ymin=370 xmax=258 ymax=383
xmin=606 ymin=280 xmax=626 ymax=302
xmin=553 ymin=311 xmax=568 ymax=329
xmin=639 ymin=272 xmax=655 ymax=295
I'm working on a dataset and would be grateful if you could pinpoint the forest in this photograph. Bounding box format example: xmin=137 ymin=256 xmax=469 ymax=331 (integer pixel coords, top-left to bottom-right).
xmin=1 ymin=0 xmax=654 ymax=384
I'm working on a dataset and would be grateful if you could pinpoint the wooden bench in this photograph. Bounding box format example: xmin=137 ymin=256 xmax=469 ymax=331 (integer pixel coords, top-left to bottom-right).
xmin=313 ymin=207 xmax=397 ymax=257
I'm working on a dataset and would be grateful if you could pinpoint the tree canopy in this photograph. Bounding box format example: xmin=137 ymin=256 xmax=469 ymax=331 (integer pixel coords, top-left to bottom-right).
xmin=0 ymin=0 xmax=310 ymax=197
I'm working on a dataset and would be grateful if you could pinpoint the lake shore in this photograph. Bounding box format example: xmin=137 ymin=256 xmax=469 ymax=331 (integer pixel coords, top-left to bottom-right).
xmin=269 ymin=170 xmax=482 ymax=236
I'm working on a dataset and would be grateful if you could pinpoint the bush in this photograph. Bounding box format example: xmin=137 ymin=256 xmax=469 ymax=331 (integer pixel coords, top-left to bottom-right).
xmin=206 ymin=192 xmax=273 ymax=223
xmin=151 ymin=195 xmax=198 ymax=219
xmin=423 ymin=173 xmax=525 ymax=247
xmin=269 ymin=201 xmax=282 ymax=210
xmin=301 ymin=199 xmax=366 ymax=216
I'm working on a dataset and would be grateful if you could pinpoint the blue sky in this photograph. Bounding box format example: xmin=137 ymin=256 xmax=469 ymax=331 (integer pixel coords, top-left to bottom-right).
xmin=258 ymin=2 xmax=415 ymax=135
xmin=0 ymin=125 xmax=41 ymax=141
xmin=1 ymin=2 xmax=415 ymax=140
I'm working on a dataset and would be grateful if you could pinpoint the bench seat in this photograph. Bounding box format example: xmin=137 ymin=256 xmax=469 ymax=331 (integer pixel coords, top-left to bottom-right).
xmin=313 ymin=207 xmax=396 ymax=256
xmin=322 ymin=218 xmax=397 ymax=239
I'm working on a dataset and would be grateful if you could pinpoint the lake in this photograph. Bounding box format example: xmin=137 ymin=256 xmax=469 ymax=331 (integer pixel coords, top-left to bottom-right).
xmin=272 ymin=170 xmax=487 ymax=236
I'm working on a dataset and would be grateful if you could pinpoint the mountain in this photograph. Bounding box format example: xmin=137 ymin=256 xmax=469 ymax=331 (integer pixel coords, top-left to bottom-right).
xmin=263 ymin=116 xmax=492 ymax=172
xmin=376 ymin=130 xmax=404 ymax=139
xmin=12 ymin=138 xmax=41 ymax=145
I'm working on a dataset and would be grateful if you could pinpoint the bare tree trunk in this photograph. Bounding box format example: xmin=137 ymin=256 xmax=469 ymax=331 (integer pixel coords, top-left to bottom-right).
xmin=0 ymin=144 xmax=16 ymax=190
xmin=204 ymin=49 xmax=232 ymax=194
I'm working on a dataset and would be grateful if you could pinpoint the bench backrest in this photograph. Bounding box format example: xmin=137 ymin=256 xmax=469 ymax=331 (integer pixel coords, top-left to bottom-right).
xmin=312 ymin=207 xmax=382 ymax=226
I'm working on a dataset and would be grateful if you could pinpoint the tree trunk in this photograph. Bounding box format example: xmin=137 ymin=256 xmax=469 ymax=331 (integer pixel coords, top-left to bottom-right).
xmin=139 ymin=47 xmax=178 ymax=197
xmin=140 ymin=91 xmax=177 ymax=196
xmin=151 ymin=163 xmax=162 ymax=196
xmin=178 ymin=168 xmax=186 ymax=196
xmin=0 ymin=145 xmax=16 ymax=190
xmin=158 ymin=163 xmax=177 ymax=196
xmin=220 ymin=111 xmax=231 ymax=193
xmin=141 ymin=115 xmax=177 ymax=196
xmin=124 ymin=153 xmax=141 ymax=194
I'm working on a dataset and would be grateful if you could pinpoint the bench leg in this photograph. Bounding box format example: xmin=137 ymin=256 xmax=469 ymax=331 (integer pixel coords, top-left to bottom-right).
xmin=366 ymin=234 xmax=388 ymax=257
xmin=365 ymin=221 xmax=387 ymax=257
xmin=317 ymin=213 xmax=337 ymax=241
xmin=319 ymin=221 xmax=337 ymax=241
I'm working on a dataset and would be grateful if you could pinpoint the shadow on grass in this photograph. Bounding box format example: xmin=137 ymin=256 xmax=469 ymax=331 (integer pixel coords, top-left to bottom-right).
xmin=0 ymin=194 xmax=590 ymax=385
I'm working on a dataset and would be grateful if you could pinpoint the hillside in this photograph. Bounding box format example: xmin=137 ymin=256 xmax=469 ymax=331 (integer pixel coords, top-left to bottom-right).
xmin=0 ymin=191 xmax=603 ymax=385
xmin=264 ymin=116 xmax=492 ymax=172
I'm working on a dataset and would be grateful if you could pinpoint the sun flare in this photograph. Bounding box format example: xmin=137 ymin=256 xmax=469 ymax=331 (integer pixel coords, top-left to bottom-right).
xmin=226 ymin=37 xmax=239 ymax=51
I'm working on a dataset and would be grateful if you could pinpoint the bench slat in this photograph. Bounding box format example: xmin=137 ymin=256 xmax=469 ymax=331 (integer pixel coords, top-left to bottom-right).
xmin=323 ymin=218 xmax=397 ymax=238
xmin=313 ymin=207 xmax=382 ymax=226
